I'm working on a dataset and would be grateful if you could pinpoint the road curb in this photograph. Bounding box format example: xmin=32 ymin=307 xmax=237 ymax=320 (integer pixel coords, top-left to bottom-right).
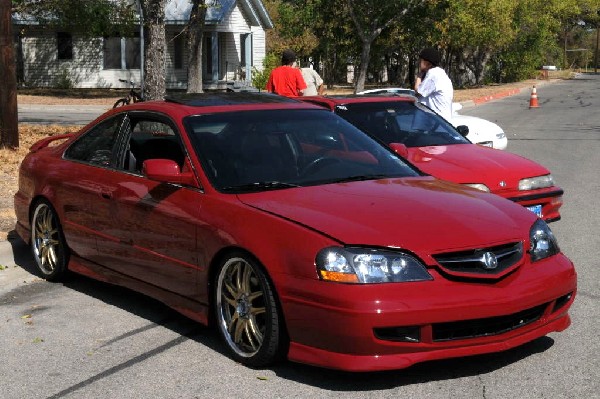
xmin=460 ymin=79 xmax=556 ymax=108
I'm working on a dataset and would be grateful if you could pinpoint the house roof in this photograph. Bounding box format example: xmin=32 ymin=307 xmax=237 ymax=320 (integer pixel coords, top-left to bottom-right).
xmin=166 ymin=0 xmax=273 ymax=28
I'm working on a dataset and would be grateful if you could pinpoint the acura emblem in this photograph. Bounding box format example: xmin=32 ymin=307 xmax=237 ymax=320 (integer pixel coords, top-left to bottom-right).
xmin=482 ymin=252 xmax=498 ymax=270
xmin=499 ymin=181 xmax=507 ymax=187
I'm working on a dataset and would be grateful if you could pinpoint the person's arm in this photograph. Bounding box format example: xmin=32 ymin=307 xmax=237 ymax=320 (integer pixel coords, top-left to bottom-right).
xmin=265 ymin=70 xmax=275 ymax=93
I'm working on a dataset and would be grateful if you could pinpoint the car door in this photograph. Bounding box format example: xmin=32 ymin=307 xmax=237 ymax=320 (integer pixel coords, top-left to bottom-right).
xmin=91 ymin=112 xmax=202 ymax=298
xmin=60 ymin=114 xmax=128 ymax=261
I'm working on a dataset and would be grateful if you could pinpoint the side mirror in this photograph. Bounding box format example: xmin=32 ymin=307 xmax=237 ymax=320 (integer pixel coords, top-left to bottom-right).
xmin=142 ymin=159 xmax=197 ymax=186
xmin=389 ymin=142 xmax=409 ymax=158
xmin=456 ymin=125 xmax=469 ymax=137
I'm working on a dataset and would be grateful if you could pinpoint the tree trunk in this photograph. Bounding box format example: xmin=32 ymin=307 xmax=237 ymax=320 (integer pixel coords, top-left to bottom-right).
xmin=0 ymin=0 xmax=18 ymax=148
xmin=141 ymin=0 xmax=167 ymax=101
xmin=354 ymin=40 xmax=371 ymax=93
xmin=186 ymin=0 xmax=206 ymax=93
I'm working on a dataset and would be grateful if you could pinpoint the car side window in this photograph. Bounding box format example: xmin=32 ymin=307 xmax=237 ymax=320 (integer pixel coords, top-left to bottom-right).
xmin=120 ymin=117 xmax=186 ymax=174
xmin=64 ymin=116 xmax=123 ymax=167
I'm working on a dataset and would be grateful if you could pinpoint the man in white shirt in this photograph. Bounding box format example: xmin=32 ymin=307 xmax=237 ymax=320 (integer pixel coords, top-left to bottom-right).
xmin=300 ymin=66 xmax=324 ymax=96
xmin=414 ymin=48 xmax=453 ymax=121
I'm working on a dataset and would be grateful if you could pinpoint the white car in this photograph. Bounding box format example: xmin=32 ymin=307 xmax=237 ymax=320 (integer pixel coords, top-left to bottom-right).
xmin=356 ymin=88 xmax=508 ymax=150
xmin=451 ymin=103 xmax=508 ymax=150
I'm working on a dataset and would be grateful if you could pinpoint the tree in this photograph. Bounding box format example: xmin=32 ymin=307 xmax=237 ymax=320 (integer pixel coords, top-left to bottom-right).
xmin=186 ymin=0 xmax=208 ymax=93
xmin=12 ymin=0 xmax=137 ymax=37
xmin=345 ymin=0 xmax=427 ymax=93
xmin=140 ymin=0 xmax=167 ymax=100
xmin=0 ymin=0 xmax=18 ymax=148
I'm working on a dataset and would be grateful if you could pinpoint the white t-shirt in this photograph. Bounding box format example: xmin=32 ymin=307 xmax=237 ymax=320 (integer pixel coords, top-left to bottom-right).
xmin=417 ymin=67 xmax=453 ymax=121
xmin=301 ymin=68 xmax=323 ymax=96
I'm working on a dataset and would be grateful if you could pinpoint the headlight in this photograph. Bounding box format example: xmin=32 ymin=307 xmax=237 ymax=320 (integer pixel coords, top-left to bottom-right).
xmin=496 ymin=132 xmax=506 ymax=139
xmin=316 ymin=247 xmax=433 ymax=284
xmin=477 ymin=141 xmax=494 ymax=148
xmin=529 ymin=219 xmax=560 ymax=262
xmin=519 ymin=174 xmax=554 ymax=191
xmin=463 ymin=183 xmax=490 ymax=192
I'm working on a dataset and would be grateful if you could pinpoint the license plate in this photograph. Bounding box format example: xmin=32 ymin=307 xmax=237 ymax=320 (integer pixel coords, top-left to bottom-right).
xmin=526 ymin=205 xmax=543 ymax=217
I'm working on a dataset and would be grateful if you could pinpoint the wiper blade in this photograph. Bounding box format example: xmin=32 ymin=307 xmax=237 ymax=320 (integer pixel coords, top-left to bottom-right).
xmin=329 ymin=174 xmax=390 ymax=184
xmin=221 ymin=181 xmax=301 ymax=192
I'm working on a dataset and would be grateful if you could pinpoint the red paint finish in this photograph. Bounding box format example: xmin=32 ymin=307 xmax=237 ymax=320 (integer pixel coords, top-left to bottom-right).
xmin=301 ymin=95 xmax=563 ymax=222
xmin=14 ymin=94 xmax=576 ymax=371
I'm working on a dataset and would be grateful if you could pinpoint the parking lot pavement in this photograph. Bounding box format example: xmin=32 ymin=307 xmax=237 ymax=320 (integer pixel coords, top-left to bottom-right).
xmin=0 ymin=237 xmax=42 ymax=298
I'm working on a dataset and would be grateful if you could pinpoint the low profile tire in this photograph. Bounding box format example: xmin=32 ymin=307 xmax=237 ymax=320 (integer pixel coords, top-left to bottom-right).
xmin=31 ymin=201 xmax=69 ymax=281
xmin=214 ymin=253 xmax=287 ymax=367
xmin=113 ymin=98 xmax=128 ymax=108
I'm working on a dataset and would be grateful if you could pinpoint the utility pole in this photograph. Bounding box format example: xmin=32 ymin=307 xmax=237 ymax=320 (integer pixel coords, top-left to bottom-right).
xmin=595 ymin=10 xmax=600 ymax=74
xmin=0 ymin=0 xmax=18 ymax=148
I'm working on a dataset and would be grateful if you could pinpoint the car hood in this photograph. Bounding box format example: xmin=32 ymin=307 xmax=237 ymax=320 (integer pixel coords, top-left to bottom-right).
xmin=451 ymin=114 xmax=503 ymax=133
xmin=237 ymin=177 xmax=534 ymax=253
xmin=405 ymin=144 xmax=549 ymax=190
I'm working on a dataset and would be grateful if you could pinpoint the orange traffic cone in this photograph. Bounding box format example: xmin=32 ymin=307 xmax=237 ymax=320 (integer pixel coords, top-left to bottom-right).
xmin=529 ymin=85 xmax=540 ymax=108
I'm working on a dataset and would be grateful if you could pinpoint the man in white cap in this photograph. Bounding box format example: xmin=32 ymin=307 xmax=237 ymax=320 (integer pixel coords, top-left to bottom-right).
xmin=414 ymin=47 xmax=453 ymax=121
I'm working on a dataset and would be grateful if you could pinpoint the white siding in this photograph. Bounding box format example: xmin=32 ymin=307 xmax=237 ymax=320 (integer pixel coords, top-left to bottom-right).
xmin=251 ymin=27 xmax=265 ymax=71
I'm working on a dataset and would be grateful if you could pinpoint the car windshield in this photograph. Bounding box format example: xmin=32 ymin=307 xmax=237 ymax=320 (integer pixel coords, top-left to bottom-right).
xmin=334 ymin=101 xmax=470 ymax=147
xmin=184 ymin=109 xmax=419 ymax=193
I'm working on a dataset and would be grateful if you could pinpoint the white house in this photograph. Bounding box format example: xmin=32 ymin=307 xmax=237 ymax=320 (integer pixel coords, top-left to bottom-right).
xmin=12 ymin=0 xmax=273 ymax=90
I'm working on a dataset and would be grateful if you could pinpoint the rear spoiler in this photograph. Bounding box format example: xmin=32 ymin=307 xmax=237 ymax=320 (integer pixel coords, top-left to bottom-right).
xmin=30 ymin=133 xmax=74 ymax=152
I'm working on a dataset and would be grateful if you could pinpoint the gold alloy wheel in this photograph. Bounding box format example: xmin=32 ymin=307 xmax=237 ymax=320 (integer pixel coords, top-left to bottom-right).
xmin=216 ymin=257 xmax=267 ymax=357
xmin=31 ymin=202 xmax=66 ymax=278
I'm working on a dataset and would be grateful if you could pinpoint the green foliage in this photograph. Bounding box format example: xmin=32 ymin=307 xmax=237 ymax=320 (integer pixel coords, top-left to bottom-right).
xmin=53 ymin=66 xmax=76 ymax=89
xmin=12 ymin=0 xmax=138 ymax=37
xmin=252 ymin=52 xmax=279 ymax=90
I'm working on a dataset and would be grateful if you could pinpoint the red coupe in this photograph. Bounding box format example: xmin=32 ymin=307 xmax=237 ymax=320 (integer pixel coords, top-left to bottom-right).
xmin=301 ymin=95 xmax=563 ymax=222
xmin=14 ymin=93 xmax=575 ymax=372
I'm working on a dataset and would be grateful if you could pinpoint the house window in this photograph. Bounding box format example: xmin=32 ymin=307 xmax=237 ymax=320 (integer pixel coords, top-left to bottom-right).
xmin=103 ymin=34 xmax=141 ymax=70
xmin=57 ymin=32 xmax=73 ymax=60
xmin=173 ymin=34 xmax=184 ymax=69
xmin=103 ymin=37 xmax=122 ymax=69
xmin=205 ymin=36 xmax=213 ymax=75
xmin=125 ymin=36 xmax=141 ymax=69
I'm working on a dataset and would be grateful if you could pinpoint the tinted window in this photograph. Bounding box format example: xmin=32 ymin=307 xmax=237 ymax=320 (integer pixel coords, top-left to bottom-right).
xmin=184 ymin=109 xmax=419 ymax=192
xmin=119 ymin=117 xmax=186 ymax=174
xmin=335 ymin=101 xmax=470 ymax=147
xmin=65 ymin=116 xmax=123 ymax=167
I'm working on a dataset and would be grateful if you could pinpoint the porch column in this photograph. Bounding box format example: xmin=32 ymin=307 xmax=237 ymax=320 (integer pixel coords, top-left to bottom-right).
xmin=243 ymin=33 xmax=252 ymax=82
xmin=211 ymin=31 xmax=218 ymax=82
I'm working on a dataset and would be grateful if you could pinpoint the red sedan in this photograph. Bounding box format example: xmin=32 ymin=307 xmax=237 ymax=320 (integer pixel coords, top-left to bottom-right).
xmin=301 ymin=95 xmax=563 ymax=222
xmin=14 ymin=93 xmax=575 ymax=371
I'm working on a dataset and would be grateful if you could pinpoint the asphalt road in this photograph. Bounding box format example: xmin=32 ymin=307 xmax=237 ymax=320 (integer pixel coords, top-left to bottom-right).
xmin=1 ymin=75 xmax=599 ymax=398
xmin=18 ymin=104 xmax=109 ymax=125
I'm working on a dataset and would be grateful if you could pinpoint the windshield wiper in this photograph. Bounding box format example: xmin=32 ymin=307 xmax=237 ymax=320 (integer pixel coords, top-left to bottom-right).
xmin=328 ymin=174 xmax=391 ymax=184
xmin=221 ymin=181 xmax=302 ymax=192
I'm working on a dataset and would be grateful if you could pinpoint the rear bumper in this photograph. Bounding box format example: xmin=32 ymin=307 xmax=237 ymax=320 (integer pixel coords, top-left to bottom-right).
xmin=279 ymin=253 xmax=576 ymax=371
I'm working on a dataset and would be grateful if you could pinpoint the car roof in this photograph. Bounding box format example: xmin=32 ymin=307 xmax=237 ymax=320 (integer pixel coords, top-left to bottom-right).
xmin=111 ymin=92 xmax=325 ymax=118
xmin=300 ymin=95 xmax=416 ymax=111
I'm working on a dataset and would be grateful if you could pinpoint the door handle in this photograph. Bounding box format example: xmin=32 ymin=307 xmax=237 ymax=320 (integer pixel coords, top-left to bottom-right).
xmin=101 ymin=191 xmax=112 ymax=200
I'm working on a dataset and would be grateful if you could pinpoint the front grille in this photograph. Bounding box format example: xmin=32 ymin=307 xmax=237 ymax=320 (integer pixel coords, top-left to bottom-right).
xmin=432 ymin=303 xmax=547 ymax=342
xmin=433 ymin=242 xmax=523 ymax=276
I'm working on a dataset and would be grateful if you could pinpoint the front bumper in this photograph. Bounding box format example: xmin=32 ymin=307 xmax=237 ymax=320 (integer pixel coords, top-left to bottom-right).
xmin=279 ymin=253 xmax=576 ymax=372
xmin=503 ymin=187 xmax=563 ymax=223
